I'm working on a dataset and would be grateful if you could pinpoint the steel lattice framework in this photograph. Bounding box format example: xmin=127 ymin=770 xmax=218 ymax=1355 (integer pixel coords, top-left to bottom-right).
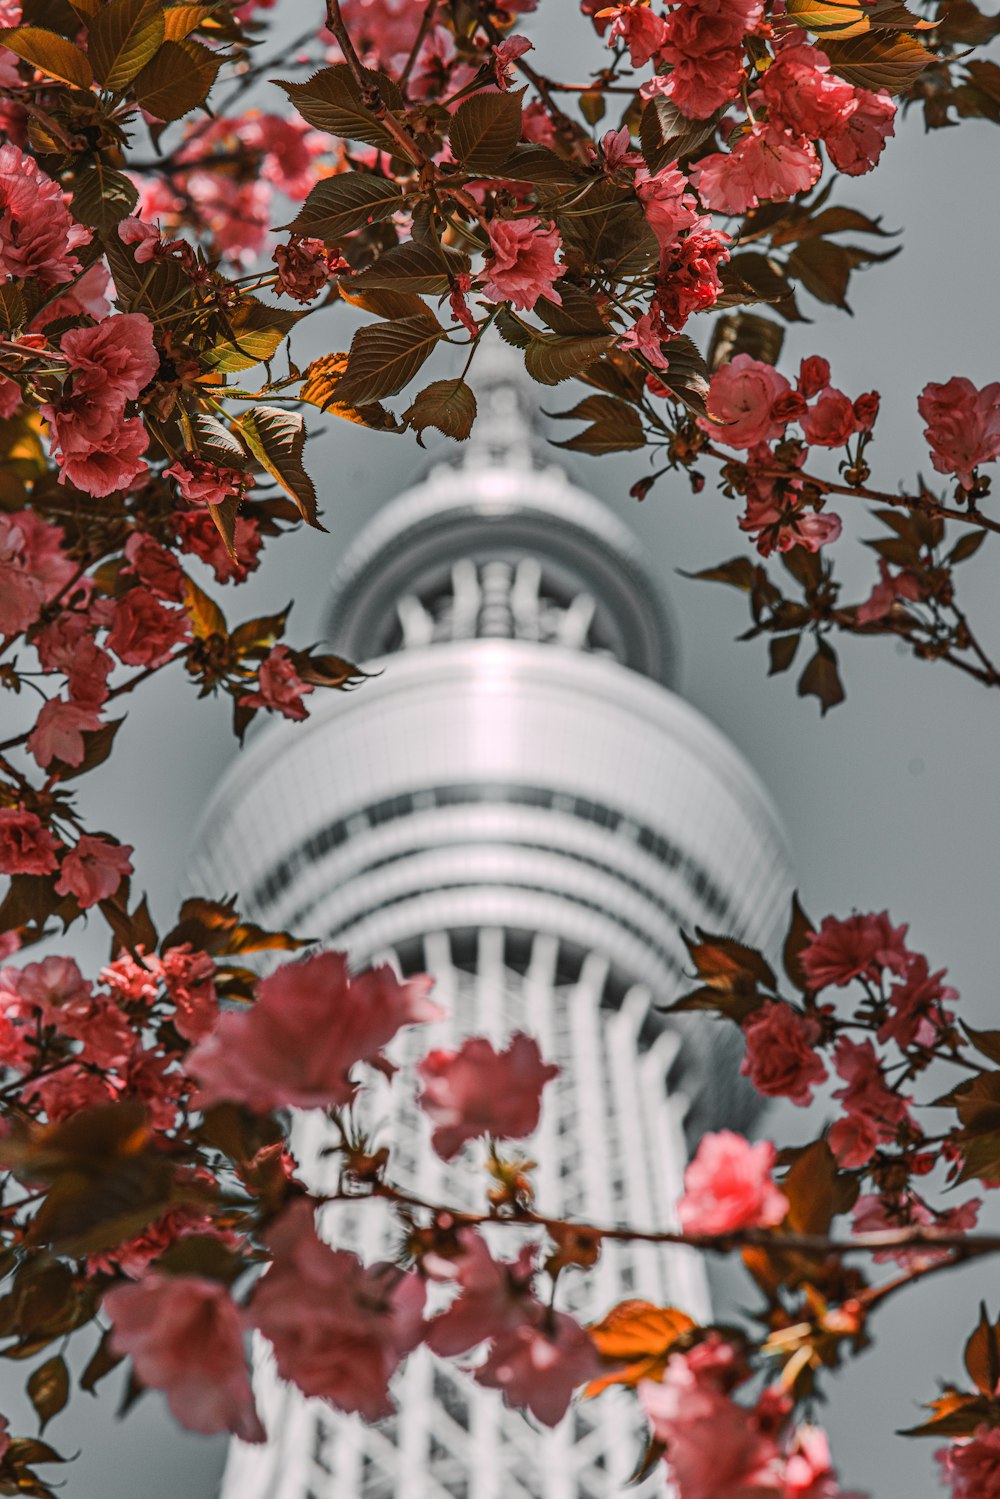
xmin=192 ymin=351 xmax=794 ymax=1498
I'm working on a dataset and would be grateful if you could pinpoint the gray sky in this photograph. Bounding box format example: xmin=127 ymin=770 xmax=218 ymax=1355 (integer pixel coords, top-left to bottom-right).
xmin=2 ymin=7 xmax=998 ymax=1496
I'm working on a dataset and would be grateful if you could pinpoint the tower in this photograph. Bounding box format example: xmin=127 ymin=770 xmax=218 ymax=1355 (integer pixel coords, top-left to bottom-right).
xmin=191 ymin=351 xmax=794 ymax=1498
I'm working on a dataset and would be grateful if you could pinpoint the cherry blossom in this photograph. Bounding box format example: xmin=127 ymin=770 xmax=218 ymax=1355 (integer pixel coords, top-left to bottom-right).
xmin=856 ymin=560 xmax=921 ymax=625
xmin=476 ymin=1311 xmax=601 ymax=1427
xmin=424 ymin=1232 xmax=538 ymax=1356
xmin=481 ymin=219 xmax=566 ymax=310
xmin=0 ymin=145 xmax=90 ymax=285
xmin=249 ymin=1200 xmax=426 ymax=1421
xmin=701 ymin=354 xmax=792 ymax=448
xmin=740 ymin=1001 xmax=828 ymax=1105
xmin=187 ymin=950 xmax=442 ymax=1112
xmin=54 ymin=835 xmax=133 ymax=909
xmin=800 ymin=911 xmax=911 ymax=988
xmin=918 ymin=377 xmax=1000 ymax=489
xmin=0 ymin=809 xmax=59 ymax=876
xmin=417 ymin=1031 xmax=559 ymax=1159
xmin=164 ymin=456 xmax=250 ymax=509
xmin=27 ymin=698 xmax=103 ymax=770
xmin=937 ymin=1428 xmax=1000 ymax=1499
xmin=800 ymin=388 xmax=860 ymax=448
xmin=677 ymin=1130 xmax=789 ymax=1235
xmin=238 ymin=645 xmax=313 ymax=721
xmin=105 ymin=1274 xmax=264 ymax=1441
xmin=106 ymin=588 xmax=191 ymax=669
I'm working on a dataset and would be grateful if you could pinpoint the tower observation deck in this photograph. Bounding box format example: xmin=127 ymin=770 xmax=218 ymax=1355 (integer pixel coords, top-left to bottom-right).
xmin=192 ymin=347 xmax=794 ymax=1499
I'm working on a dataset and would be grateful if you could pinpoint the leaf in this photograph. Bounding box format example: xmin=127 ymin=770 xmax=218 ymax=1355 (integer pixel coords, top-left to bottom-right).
xmin=495 ymin=143 xmax=581 ymax=185
xmin=449 ymin=87 xmax=524 ymax=173
xmin=960 ymin=1023 xmax=1000 ymax=1066
xmin=187 ymin=413 xmax=251 ymax=471
xmin=784 ymin=0 xmax=936 ymax=36
xmin=70 ymin=162 xmax=137 ymax=233
xmin=823 ymin=30 xmax=933 ymax=92
xmin=162 ymin=3 xmax=211 ymax=40
xmin=640 ymin=97 xmax=722 ymax=172
xmin=277 ymin=65 xmax=409 ymax=156
xmin=708 ymin=311 xmax=785 ymax=372
xmin=684 ymin=556 xmax=763 ymax=592
xmin=964 ymin=1303 xmax=1000 ymax=1397
xmin=658 ymin=335 xmax=711 ymax=415
xmin=0 ymin=25 xmax=93 ymax=86
xmin=403 ymin=378 xmax=477 ymax=443
xmin=899 ymin=1389 xmax=996 ymax=1438
xmin=299 ymin=351 xmax=403 ymax=430
xmin=133 ymin=37 xmax=217 ymax=120
xmin=780 ymin=1139 xmax=857 ymax=1235
xmin=334 ymin=315 xmax=444 ymax=406
xmin=797 ymin=639 xmax=845 ymax=714
xmin=523 ymin=332 xmax=617 ymax=387
xmin=0 ymin=282 xmax=27 ymax=333
xmin=685 ymin=928 xmax=778 ymax=991
xmin=768 ymin=633 xmax=801 ymax=675
xmin=88 ymin=0 xmax=164 ymax=89
xmin=238 ymin=407 xmax=322 ymax=528
xmin=27 ymin=1355 xmax=69 ymax=1432
xmin=585 ymin=1302 xmax=697 ymax=1396
xmin=47 ymin=718 xmax=125 ymax=782
xmin=183 ymin=578 xmax=227 ymax=641
xmin=80 ymin=1329 xmax=124 ymax=1394
xmin=337 ymin=283 xmax=438 ymax=322
xmin=535 ymin=284 xmax=610 ymax=338
xmin=161 ymin=896 xmax=308 ymax=955
xmin=549 ymin=394 xmax=645 ymax=455
xmin=202 ymin=297 xmax=301 ymax=374
xmin=344 ymin=239 xmax=468 ymax=295
xmin=783 ymin=893 xmax=816 ymax=992
xmin=948 ymin=529 xmax=987 ymax=565
xmin=284 ymin=172 xmax=403 ymax=243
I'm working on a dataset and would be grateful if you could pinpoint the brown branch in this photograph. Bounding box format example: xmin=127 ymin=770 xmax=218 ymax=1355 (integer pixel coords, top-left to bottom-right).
xmin=324 ymin=0 xmax=427 ymax=168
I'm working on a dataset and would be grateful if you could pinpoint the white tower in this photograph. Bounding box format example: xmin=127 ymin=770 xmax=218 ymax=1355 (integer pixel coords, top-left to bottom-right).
xmin=192 ymin=355 xmax=793 ymax=1498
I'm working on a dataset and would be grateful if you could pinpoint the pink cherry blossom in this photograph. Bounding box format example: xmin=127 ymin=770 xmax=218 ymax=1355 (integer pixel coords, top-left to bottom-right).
xmin=44 ymin=405 xmax=150 ymax=498
xmin=650 ymin=42 xmax=746 ymax=119
xmin=273 ymin=237 xmax=334 ymax=302
xmin=635 ymin=163 xmax=700 ymax=250
xmin=640 ymin=1349 xmax=784 ymax=1498
xmin=690 ymin=125 xmax=821 ymax=215
xmin=800 ymin=911 xmax=910 ymax=988
xmin=937 ymin=1427 xmax=1000 ymax=1498
xmin=475 ymin=1310 xmax=600 ymax=1427
xmin=55 ymin=835 xmax=133 ymax=908
xmin=825 ymin=89 xmax=896 ymax=176
xmin=758 ymin=44 xmax=855 ymax=139
xmin=657 ymin=217 xmax=731 ymax=330
xmin=425 ymin=1232 xmax=538 ymax=1356
xmin=607 ymin=3 xmax=670 ymax=65
xmin=851 ymin=1191 xmax=978 ymax=1269
xmin=123 ymin=533 xmax=186 ymax=602
xmin=878 ymin=955 xmax=957 ymax=1049
xmin=701 ymin=354 xmax=792 ymax=448
xmin=855 ymin=560 xmax=921 ymax=625
xmin=785 ymin=1424 xmax=865 ymax=1499
xmin=173 ymin=510 xmax=262 ymax=583
xmin=481 ymin=218 xmax=566 ymax=311
xmin=104 ymin=1274 xmax=264 ymax=1441
xmin=158 ymin=944 xmax=219 ymax=1043
xmin=918 ymin=376 xmax=1000 ymax=490
xmin=828 ymin=1037 xmax=911 ymax=1167
xmin=800 ymin=388 xmax=859 ymax=448
xmin=740 ymin=1001 xmax=828 ymax=1106
xmin=106 ymin=588 xmax=191 ymax=668
xmin=0 ymin=144 xmax=90 ymax=286
xmin=677 ymin=1130 xmax=789 ymax=1236
xmin=0 ymin=511 xmax=73 ymax=636
xmin=798 ymin=356 xmax=831 ymax=399
xmin=238 ymin=645 xmax=313 ymax=722
xmin=27 ymin=697 xmax=103 ymax=769
xmin=0 ymin=373 xmax=20 ymax=417
xmin=493 ymin=33 xmax=533 ymax=87
xmin=249 ymin=1200 xmax=426 ymax=1421
xmin=164 ymin=455 xmax=250 ymax=508
xmin=417 ymin=1031 xmax=559 ymax=1159
xmin=0 ymin=808 xmax=59 ymax=875
xmin=22 ymin=1061 xmax=118 ymax=1121
xmin=59 ymin=314 xmax=158 ymax=403
xmin=188 ymin=950 xmax=443 ymax=1112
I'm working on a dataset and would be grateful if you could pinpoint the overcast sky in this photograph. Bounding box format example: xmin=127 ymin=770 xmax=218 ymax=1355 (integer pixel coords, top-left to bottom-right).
xmin=2 ymin=7 xmax=998 ymax=1497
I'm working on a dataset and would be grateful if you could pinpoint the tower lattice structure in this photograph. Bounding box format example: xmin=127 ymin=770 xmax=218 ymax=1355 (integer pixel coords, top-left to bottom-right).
xmin=192 ymin=353 xmax=794 ymax=1499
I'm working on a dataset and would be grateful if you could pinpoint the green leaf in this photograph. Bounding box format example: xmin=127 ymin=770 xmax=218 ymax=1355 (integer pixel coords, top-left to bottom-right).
xmin=550 ymin=394 xmax=645 ymax=455
xmin=202 ymin=296 xmax=301 ymax=374
xmin=334 ymin=315 xmax=444 ymax=406
xmin=27 ymin=1355 xmax=69 ymax=1432
xmin=88 ymin=0 xmax=164 ymax=90
xmin=797 ymin=638 xmax=846 ymax=714
xmin=403 ymin=378 xmax=477 ymax=443
xmin=0 ymin=25 xmax=93 ymax=87
xmin=823 ymin=30 xmax=933 ymax=91
xmin=449 ymin=87 xmax=524 ymax=173
xmin=284 ymin=172 xmax=403 ymax=243
xmin=344 ymin=239 xmax=468 ymax=295
xmin=640 ymin=98 xmax=721 ymax=173
xmin=238 ymin=407 xmax=322 ymax=529
xmin=523 ymin=332 xmax=617 ymax=387
xmin=277 ymin=64 xmax=409 ymax=156
xmin=70 ymin=162 xmax=138 ymax=233
xmin=133 ymin=37 xmax=218 ymax=120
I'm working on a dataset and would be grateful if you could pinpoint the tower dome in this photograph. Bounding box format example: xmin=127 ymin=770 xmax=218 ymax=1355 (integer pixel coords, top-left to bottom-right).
xmin=191 ymin=350 xmax=793 ymax=1499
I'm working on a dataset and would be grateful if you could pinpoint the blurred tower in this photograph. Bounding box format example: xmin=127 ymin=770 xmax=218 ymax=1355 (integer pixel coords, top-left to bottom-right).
xmin=192 ymin=350 xmax=793 ymax=1499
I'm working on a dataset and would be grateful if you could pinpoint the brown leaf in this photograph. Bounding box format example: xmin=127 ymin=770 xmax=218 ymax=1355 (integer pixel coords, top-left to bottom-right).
xmin=964 ymin=1303 xmax=1000 ymax=1397
xmin=585 ymin=1301 xmax=697 ymax=1396
xmin=403 ymin=378 xmax=477 ymax=443
xmin=27 ymin=1355 xmax=69 ymax=1432
xmin=783 ymin=892 xmax=816 ymax=991
xmin=823 ymin=30 xmax=933 ymax=92
xmin=797 ymin=639 xmax=846 ymax=714
xmin=0 ymin=25 xmax=93 ymax=87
